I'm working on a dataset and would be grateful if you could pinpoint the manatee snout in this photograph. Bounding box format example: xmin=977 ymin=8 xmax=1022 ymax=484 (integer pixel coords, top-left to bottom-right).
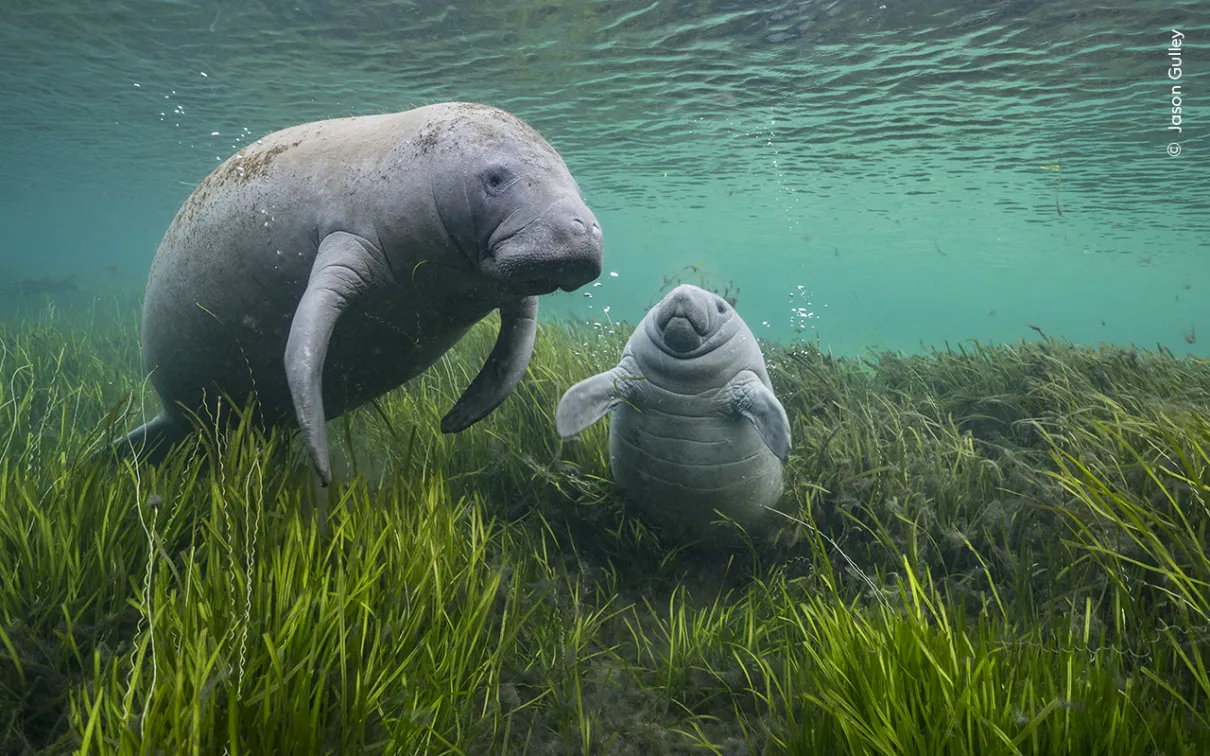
xmin=657 ymin=285 xmax=712 ymax=353
xmin=489 ymin=196 xmax=603 ymax=294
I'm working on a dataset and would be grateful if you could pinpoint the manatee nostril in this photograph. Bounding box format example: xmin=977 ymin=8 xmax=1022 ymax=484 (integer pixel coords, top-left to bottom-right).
xmin=591 ymin=222 xmax=601 ymax=237
xmin=570 ymin=219 xmax=586 ymax=234
xmin=656 ymin=289 xmax=711 ymax=336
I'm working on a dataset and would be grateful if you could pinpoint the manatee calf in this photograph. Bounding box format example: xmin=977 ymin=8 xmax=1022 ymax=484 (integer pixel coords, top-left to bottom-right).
xmin=555 ymin=284 xmax=791 ymax=543
xmin=115 ymin=102 xmax=603 ymax=485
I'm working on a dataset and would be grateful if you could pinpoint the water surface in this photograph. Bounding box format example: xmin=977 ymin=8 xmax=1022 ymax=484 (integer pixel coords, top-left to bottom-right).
xmin=1 ymin=0 xmax=1206 ymax=353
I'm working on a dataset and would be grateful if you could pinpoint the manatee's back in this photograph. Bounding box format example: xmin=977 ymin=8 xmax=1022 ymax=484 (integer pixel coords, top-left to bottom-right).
xmin=138 ymin=111 xmax=426 ymax=423
xmin=608 ymin=331 xmax=785 ymax=538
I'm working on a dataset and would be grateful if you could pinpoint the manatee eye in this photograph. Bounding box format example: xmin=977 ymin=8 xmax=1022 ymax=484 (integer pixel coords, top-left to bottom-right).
xmin=483 ymin=166 xmax=513 ymax=195
xmin=716 ymin=300 xmax=727 ymax=314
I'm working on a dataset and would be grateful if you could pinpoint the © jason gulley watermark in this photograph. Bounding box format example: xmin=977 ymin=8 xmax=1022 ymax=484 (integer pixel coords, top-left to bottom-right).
xmin=1166 ymin=29 xmax=1185 ymax=156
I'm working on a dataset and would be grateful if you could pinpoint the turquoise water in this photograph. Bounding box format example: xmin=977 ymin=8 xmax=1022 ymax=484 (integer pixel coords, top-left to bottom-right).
xmin=1 ymin=0 xmax=1206 ymax=355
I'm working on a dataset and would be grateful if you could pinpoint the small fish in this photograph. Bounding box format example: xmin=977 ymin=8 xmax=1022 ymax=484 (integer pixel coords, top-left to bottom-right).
xmin=1056 ymin=197 xmax=1063 ymax=216
xmin=1139 ymin=255 xmax=1152 ymax=265
xmin=1185 ymin=324 xmax=1197 ymax=345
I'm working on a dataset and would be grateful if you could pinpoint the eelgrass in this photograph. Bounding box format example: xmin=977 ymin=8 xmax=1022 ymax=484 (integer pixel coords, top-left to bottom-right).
xmin=2 ymin=298 xmax=1209 ymax=754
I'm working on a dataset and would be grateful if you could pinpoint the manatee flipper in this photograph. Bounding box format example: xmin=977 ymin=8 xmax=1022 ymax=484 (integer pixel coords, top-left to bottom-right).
xmin=725 ymin=371 xmax=791 ymax=462
xmin=554 ymin=357 xmax=644 ymax=438
xmin=108 ymin=412 xmax=189 ymax=464
xmin=285 ymin=232 xmax=394 ymax=487
xmin=440 ymin=295 xmax=539 ymax=433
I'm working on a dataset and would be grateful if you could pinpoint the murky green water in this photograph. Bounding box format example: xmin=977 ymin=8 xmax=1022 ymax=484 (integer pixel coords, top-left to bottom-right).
xmin=1 ymin=0 xmax=1207 ymax=353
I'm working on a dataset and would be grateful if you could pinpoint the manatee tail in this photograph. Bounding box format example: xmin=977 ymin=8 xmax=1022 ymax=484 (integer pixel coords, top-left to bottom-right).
xmin=103 ymin=412 xmax=190 ymax=465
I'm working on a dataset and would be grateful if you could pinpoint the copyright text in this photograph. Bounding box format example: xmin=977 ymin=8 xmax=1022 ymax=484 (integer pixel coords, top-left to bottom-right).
xmin=1167 ymin=29 xmax=1184 ymax=156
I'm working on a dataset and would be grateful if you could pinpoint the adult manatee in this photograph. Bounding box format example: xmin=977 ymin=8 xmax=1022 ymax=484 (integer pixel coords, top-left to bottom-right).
xmin=116 ymin=102 xmax=604 ymax=485
xmin=555 ymin=284 xmax=791 ymax=543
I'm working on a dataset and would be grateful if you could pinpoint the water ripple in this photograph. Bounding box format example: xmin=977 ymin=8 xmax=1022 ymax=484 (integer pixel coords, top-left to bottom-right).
xmin=0 ymin=0 xmax=1206 ymax=348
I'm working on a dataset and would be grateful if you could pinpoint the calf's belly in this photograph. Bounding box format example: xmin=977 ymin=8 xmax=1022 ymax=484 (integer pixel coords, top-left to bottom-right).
xmin=609 ymin=407 xmax=785 ymax=533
